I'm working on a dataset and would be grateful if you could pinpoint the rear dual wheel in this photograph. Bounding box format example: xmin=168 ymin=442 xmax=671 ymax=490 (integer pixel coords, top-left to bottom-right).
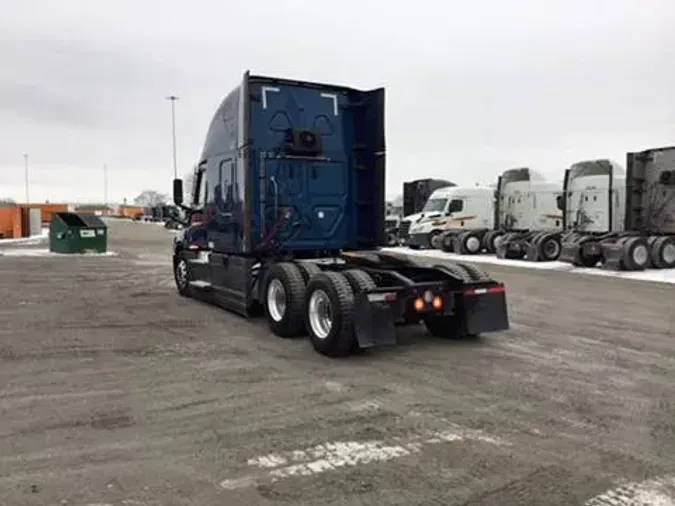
xmin=306 ymin=270 xmax=375 ymax=357
xmin=263 ymin=263 xmax=373 ymax=357
xmin=264 ymin=263 xmax=307 ymax=338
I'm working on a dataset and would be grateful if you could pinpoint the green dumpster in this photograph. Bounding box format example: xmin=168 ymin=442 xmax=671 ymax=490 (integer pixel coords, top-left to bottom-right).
xmin=49 ymin=212 xmax=108 ymax=254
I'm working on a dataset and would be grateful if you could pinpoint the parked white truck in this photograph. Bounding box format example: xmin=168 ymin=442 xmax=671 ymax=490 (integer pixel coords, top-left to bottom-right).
xmin=492 ymin=168 xmax=564 ymax=261
xmin=559 ymin=150 xmax=675 ymax=270
xmin=420 ymin=168 xmax=564 ymax=260
xmin=406 ymin=186 xmax=495 ymax=250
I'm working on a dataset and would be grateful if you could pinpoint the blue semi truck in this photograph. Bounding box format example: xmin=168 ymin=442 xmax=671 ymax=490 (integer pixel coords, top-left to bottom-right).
xmin=171 ymin=71 xmax=510 ymax=357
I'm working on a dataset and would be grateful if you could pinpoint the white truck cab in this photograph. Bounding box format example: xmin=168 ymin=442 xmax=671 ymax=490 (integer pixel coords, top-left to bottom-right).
xmin=406 ymin=186 xmax=495 ymax=248
xmin=564 ymin=159 xmax=626 ymax=234
xmin=499 ymin=179 xmax=563 ymax=231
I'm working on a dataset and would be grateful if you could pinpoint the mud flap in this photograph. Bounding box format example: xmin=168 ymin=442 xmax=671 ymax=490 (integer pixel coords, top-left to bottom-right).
xmin=525 ymin=241 xmax=542 ymax=262
xmin=462 ymin=287 xmax=510 ymax=335
xmin=353 ymin=292 xmax=397 ymax=349
xmin=496 ymin=238 xmax=527 ymax=260
xmin=601 ymin=242 xmax=624 ymax=270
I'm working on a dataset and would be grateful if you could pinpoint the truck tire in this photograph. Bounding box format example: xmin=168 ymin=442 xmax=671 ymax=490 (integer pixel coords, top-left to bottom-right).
xmin=173 ymin=252 xmax=192 ymax=297
xmin=432 ymin=263 xmax=472 ymax=283
xmin=453 ymin=261 xmax=491 ymax=282
xmin=483 ymin=230 xmax=503 ymax=254
xmin=295 ymin=262 xmax=322 ymax=283
xmin=264 ymin=262 xmax=307 ymax=338
xmin=458 ymin=231 xmax=483 ymax=255
xmin=342 ymin=269 xmax=377 ymax=293
xmin=305 ymin=272 xmax=356 ymax=357
xmin=428 ymin=229 xmax=442 ymax=249
xmin=650 ymin=236 xmax=675 ymax=269
xmin=430 ymin=233 xmax=443 ymax=250
xmin=621 ymin=237 xmax=649 ymax=271
xmin=537 ymin=233 xmax=562 ymax=261
xmin=441 ymin=232 xmax=455 ymax=252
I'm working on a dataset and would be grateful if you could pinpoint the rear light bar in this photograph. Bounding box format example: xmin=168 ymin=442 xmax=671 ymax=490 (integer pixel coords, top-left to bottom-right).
xmin=464 ymin=286 xmax=506 ymax=297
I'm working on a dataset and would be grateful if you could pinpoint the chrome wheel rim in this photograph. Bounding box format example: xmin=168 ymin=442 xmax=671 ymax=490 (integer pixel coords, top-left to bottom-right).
xmin=662 ymin=243 xmax=675 ymax=264
xmin=466 ymin=236 xmax=481 ymax=253
xmin=632 ymin=244 xmax=649 ymax=266
xmin=308 ymin=289 xmax=333 ymax=339
xmin=175 ymin=259 xmax=188 ymax=289
xmin=267 ymin=279 xmax=286 ymax=322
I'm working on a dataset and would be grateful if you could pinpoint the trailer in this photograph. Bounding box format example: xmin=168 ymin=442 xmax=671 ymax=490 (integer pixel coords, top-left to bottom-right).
xmin=493 ymin=168 xmax=564 ymax=262
xmin=405 ymin=185 xmax=495 ymax=251
xmin=559 ymin=150 xmax=675 ymax=270
xmin=397 ymin=178 xmax=455 ymax=246
xmin=170 ymin=71 xmax=510 ymax=357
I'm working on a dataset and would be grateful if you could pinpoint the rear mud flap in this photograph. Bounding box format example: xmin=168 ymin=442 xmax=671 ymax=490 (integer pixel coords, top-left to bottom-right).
xmin=462 ymin=288 xmax=510 ymax=335
xmin=353 ymin=293 xmax=397 ymax=349
xmin=496 ymin=240 xmax=526 ymax=260
xmin=558 ymin=242 xmax=581 ymax=265
xmin=601 ymin=242 xmax=624 ymax=270
xmin=525 ymin=241 xmax=542 ymax=262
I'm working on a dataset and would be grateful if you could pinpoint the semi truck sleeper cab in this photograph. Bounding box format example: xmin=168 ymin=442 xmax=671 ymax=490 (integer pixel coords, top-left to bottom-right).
xmin=171 ymin=71 xmax=510 ymax=357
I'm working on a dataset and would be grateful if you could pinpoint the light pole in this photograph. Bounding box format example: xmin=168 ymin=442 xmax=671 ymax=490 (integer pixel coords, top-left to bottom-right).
xmin=103 ymin=164 xmax=109 ymax=212
xmin=166 ymin=95 xmax=179 ymax=179
xmin=23 ymin=153 xmax=29 ymax=203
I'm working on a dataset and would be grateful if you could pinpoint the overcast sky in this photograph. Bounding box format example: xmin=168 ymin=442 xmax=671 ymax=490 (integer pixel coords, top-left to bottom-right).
xmin=1 ymin=0 xmax=673 ymax=204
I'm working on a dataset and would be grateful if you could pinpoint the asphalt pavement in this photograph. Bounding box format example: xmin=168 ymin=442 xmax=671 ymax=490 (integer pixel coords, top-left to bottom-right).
xmin=1 ymin=219 xmax=674 ymax=505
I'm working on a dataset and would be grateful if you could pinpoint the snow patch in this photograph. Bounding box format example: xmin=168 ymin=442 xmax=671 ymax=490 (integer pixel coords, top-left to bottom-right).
xmin=584 ymin=476 xmax=675 ymax=505
xmin=382 ymin=247 xmax=675 ymax=285
xmin=0 ymin=248 xmax=118 ymax=258
xmin=0 ymin=227 xmax=48 ymax=245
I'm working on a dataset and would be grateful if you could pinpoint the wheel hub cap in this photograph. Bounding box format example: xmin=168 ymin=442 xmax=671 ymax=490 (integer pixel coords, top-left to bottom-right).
xmin=267 ymin=279 xmax=287 ymax=322
xmin=466 ymin=236 xmax=481 ymax=252
xmin=633 ymin=244 xmax=649 ymax=266
xmin=662 ymin=243 xmax=675 ymax=264
xmin=308 ymin=289 xmax=333 ymax=339
xmin=544 ymin=240 xmax=561 ymax=258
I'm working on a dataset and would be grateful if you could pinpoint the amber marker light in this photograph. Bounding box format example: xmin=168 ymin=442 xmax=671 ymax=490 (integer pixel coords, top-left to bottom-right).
xmin=414 ymin=298 xmax=425 ymax=311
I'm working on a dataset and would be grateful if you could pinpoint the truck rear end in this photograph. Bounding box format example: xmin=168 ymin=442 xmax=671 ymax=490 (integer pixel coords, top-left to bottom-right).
xmin=171 ymin=71 xmax=510 ymax=357
xmin=244 ymin=75 xmax=385 ymax=256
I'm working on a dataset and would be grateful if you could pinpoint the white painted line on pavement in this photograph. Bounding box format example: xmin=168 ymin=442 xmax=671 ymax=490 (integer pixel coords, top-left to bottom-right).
xmin=219 ymin=424 xmax=508 ymax=490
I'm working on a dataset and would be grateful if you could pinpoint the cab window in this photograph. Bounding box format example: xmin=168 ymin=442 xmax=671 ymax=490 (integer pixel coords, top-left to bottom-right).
xmin=446 ymin=199 xmax=464 ymax=213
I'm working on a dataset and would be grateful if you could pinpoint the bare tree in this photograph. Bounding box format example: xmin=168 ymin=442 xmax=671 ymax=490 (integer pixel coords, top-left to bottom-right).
xmin=133 ymin=190 xmax=168 ymax=208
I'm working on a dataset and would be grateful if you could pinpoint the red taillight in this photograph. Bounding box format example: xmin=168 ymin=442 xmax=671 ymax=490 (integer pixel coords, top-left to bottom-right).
xmin=190 ymin=213 xmax=203 ymax=225
xmin=464 ymin=285 xmax=506 ymax=297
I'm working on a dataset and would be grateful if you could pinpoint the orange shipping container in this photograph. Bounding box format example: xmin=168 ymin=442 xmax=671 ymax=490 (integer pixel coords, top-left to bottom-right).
xmin=20 ymin=203 xmax=69 ymax=225
xmin=0 ymin=206 xmax=23 ymax=239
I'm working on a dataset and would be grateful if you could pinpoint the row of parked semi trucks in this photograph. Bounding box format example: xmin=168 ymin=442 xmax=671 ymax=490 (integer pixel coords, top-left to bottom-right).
xmin=385 ymin=145 xmax=675 ymax=271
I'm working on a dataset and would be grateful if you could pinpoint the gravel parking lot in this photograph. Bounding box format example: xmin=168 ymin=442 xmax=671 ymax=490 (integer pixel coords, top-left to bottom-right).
xmin=1 ymin=219 xmax=674 ymax=506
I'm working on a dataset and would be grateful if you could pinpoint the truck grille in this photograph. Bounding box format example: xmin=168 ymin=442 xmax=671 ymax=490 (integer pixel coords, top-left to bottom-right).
xmin=398 ymin=220 xmax=411 ymax=240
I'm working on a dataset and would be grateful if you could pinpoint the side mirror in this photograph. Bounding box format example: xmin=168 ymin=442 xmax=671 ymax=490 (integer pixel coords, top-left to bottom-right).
xmin=556 ymin=195 xmax=564 ymax=211
xmin=173 ymin=178 xmax=184 ymax=206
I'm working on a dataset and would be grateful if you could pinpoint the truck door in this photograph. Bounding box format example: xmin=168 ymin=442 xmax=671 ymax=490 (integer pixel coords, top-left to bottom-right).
xmin=211 ymin=157 xmax=237 ymax=252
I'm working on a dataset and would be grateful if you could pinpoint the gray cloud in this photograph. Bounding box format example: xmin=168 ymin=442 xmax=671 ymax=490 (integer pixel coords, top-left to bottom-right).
xmin=0 ymin=0 xmax=674 ymax=202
